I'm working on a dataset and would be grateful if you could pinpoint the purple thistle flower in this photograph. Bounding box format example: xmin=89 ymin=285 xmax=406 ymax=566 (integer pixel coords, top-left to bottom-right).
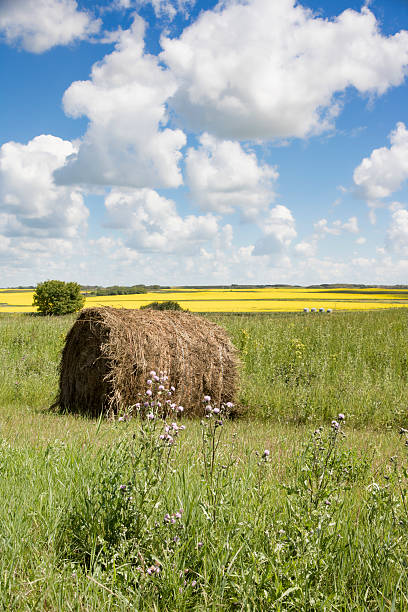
xmin=203 ymin=395 xmax=211 ymax=402
xmin=146 ymin=389 xmax=152 ymax=396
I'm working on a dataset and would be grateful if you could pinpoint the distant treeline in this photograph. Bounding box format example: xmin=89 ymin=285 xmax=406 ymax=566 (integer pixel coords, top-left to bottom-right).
xmin=81 ymin=284 xmax=173 ymax=296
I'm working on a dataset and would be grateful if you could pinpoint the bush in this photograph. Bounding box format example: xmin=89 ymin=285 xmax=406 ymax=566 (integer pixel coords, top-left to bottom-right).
xmin=140 ymin=300 xmax=186 ymax=311
xmin=33 ymin=280 xmax=85 ymax=316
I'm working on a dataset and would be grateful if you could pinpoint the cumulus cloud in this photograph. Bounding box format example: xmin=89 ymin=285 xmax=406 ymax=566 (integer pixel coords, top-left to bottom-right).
xmin=55 ymin=17 xmax=186 ymax=189
xmin=314 ymin=217 xmax=359 ymax=236
xmin=104 ymin=188 xmax=219 ymax=254
xmin=162 ymin=1 xmax=408 ymax=140
xmin=0 ymin=0 xmax=100 ymax=53
xmin=386 ymin=207 xmax=408 ymax=255
xmin=185 ymin=134 xmax=278 ymax=219
xmin=0 ymin=135 xmax=88 ymax=239
xmin=294 ymin=240 xmax=317 ymax=257
xmin=354 ymin=122 xmax=408 ymax=202
xmin=253 ymin=205 xmax=297 ymax=255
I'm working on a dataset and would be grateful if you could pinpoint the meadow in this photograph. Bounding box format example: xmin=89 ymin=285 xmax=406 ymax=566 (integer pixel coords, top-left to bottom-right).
xmin=1 ymin=309 xmax=408 ymax=609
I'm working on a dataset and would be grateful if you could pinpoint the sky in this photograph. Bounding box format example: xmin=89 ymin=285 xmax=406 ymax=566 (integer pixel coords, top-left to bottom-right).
xmin=1 ymin=0 xmax=408 ymax=287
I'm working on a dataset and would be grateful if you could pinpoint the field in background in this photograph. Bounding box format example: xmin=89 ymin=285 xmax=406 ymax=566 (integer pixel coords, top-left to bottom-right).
xmin=2 ymin=285 xmax=408 ymax=313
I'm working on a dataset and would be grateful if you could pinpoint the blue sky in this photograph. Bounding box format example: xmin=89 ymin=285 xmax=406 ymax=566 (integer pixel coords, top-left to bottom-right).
xmin=1 ymin=0 xmax=408 ymax=286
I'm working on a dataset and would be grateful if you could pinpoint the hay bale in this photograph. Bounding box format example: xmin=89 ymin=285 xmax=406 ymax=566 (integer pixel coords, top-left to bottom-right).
xmin=55 ymin=307 xmax=240 ymax=418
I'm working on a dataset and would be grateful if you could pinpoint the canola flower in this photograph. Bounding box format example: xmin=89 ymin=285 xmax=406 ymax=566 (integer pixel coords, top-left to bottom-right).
xmin=2 ymin=286 xmax=408 ymax=313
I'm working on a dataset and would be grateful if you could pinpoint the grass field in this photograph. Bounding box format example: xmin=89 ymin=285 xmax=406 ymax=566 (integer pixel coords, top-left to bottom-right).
xmin=3 ymin=286 xmax=408 ymax=313
xmin=1 ymin=309 xmax=408 ymax=609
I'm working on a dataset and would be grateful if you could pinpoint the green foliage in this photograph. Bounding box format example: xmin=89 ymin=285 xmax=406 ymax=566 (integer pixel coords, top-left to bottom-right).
xmin=140 ymin=300 xmax=186 ymax=311
xmin=33 ymin=280 xmax=85 ymax=316
xmin=88 ymin=284 xmax=147 ymax=296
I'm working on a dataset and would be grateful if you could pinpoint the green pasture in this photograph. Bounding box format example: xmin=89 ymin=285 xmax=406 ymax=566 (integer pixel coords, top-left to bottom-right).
xmin=1 ymin=310 xmax=408 ymax=610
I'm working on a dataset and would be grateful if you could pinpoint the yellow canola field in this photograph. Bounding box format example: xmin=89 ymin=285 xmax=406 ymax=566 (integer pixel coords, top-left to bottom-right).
xmin=2 ymin=287 xmax=408 ymax=313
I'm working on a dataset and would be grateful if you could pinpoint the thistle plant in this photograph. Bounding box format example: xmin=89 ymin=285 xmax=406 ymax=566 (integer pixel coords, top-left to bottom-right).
xmin=58 ymin=370 xmax=186 ymax=571
xmin=200 ymin=396 xmax=235 ymax=523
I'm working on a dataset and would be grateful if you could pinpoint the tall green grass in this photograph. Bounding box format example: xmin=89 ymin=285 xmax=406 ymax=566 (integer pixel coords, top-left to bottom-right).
xmin=2 ymin=309 xmax=408 ymax=427
xmin=1 ymin=310 xmax=408 ymax=608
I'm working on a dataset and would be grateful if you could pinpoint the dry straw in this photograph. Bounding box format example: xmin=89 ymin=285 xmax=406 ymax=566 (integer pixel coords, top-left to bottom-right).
xmin=55 ymin=307 xmax=240 ymax=418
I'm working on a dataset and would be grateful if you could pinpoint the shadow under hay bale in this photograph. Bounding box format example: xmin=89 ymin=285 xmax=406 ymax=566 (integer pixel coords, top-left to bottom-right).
xmin=55 ymin=307 xmax=240 ymax=418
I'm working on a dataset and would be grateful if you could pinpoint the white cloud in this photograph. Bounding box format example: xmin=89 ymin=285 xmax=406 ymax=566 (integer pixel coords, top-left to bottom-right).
xmin=254 ymin=205 xmax=297 ymax=255
xmin=354 ymin=122 xmax=408 ymax=202
xmin=185 ymin=133 xmax=278 ymax=219
xmin=294 ymin=240 xmax=317 ymax=257
xmin=55 ymin=17 xmax=186 ymax=189
xmin=162 ymin=1 xmax=408 ymax=140
xmin=355 ymin=236 xmax=366 ymax=245
xmin=314 ymin=217 xmax=359 ymax=236
xmin=386 ymin=207 xmax=408 ymax=255
xmin=0 ymin=135 xmax=88 ymax=239
xmin=137 ymin=0 xmax=195 ymax=19
xmin=0 ymin=0 xmax=100 ymax=53
xmin=104 ymin=188 xmax=219 ymax=254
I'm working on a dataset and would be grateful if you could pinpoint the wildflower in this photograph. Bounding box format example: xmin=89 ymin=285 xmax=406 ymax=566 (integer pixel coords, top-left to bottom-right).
xmin=197 ymin=541 xmax=203 ymax=548
xmin=331 ymin=420 xmax=339 ymax=430
xmin=176 ymin=406 xmax=184 ymax=413
xmin=179 ymin=425 xmax=186 ymax=430
xmin=164 ymin=513 xmax=171 ymax=523
xmin=147 ymin=379 xmax=152 ymax=386
xmin=159 ymin=385 xmax=165 ymax=391
xmin=150 ymin=370 xmax=156 ymax=377
xmin=191 ymin=580 xmax=197 ymax=587
xmin=263 ymin=449 xmax=270 ymax=458
xmin=175 ymin=510 xmax=183 ymax=519
xmin=171 ymin=386 xmax=176 ymax=392
xmin=203 ymin=395 xmax=211 ymax=402
xmin=119 ymin=484 xmax=126 ymax=491
xmin=205 ymin=405 xmax=212 ymax=413
xmin=338 ymin=413 xmax=345 ymax=421
xmin=212 ymin=407 xmax=220 ymax=414
xmin=226 ymin=402 xmax=234 ymax=408
xmin=147 ymin=412 xmax=155 ymax=420
xmin=146 ymin=389 xmax=152 ymax=396
xmin=118 ymin=416 xmax=125 ymax=422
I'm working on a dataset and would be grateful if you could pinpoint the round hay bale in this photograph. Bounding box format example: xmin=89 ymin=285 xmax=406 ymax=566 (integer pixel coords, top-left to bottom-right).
xmin=55 ymin=307 xmax=240 ymax=418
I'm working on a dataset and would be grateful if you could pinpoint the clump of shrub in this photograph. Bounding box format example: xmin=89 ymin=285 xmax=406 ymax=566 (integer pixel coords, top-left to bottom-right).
xmin=140 ymin=300 xmax=187 ymax=311
xmin=33 ymin=280 xmax=85 ymax=316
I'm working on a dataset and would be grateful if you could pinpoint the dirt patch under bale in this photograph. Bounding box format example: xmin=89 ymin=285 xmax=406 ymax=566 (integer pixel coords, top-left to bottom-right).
xmin=54 ymin=307 xmax=240 ymax=418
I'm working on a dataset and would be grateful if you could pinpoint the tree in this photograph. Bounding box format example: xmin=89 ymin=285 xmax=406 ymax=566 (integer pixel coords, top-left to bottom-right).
xmin=33 ymin=280 xmax=85 ymax=315
xmin=140 ymin=301 xmax=186 ymax=312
